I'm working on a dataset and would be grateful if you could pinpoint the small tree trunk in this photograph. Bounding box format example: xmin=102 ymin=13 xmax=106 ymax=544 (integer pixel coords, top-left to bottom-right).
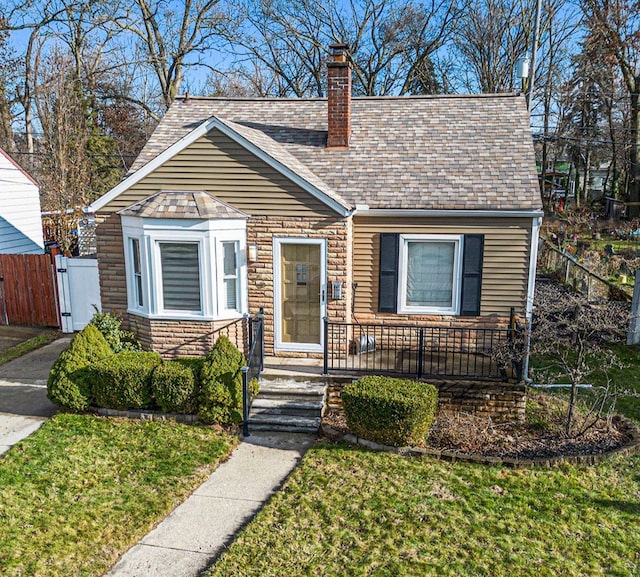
xmin=629 ymin=90 xmax=640 ymax=217
xmin=566 ymin=382 xmax=578 ymax=436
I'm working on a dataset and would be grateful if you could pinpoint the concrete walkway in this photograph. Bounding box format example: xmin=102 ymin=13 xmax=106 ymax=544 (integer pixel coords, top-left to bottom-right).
xmin=0 ymin=336 xmax=317 ymax=576
xmin=0 ymin=337 xmax=70 ymax=456
xmin=106 ymin=432 xmax=316 ymax=577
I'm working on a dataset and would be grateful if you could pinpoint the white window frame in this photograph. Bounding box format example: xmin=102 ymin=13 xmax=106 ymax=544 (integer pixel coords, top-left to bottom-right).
xmin=154 ymin=237 xmax=206 ymax=317
xmin=398 ymin=234 xmax=463 ymax=315
xmin=121 ymin=216 xmax=247 ymax=321
xmin=129 ymin=236 xmax=145 ymax=310
xmin=215 ymin=233 xmax=247 ymax=320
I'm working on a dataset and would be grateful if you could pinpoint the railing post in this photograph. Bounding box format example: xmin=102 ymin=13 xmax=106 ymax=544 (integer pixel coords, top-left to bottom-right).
xmin=323 ymin=316 xmax=329 ymax=375
xmin=241 ymin=366 xmax=250 ymax=437
xmin=258 ymin=307 xmax=264 ymax=372
xmin=417 ymin=327 xmax=424 ymax=379
xmin=247 ymin=312 xmax=253 ymax=351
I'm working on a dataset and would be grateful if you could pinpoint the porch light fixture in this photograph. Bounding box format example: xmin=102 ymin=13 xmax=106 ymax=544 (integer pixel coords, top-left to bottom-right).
xmin=248 ymin=244 xmax=258 ymax=263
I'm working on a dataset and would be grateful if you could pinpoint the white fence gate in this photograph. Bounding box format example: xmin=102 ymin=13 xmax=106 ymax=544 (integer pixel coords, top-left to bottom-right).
xmin=56 ymin=255 xmax=101 ymax=333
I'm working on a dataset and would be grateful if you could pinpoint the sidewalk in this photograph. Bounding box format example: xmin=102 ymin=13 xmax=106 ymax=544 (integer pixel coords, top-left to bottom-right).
xmin=106 ymin=431 xmax=316 ymax=577
xmin=0 ymin=336 xmax=317 ymax=576
xmin=0 ymin=337 xmax=71 ymax=455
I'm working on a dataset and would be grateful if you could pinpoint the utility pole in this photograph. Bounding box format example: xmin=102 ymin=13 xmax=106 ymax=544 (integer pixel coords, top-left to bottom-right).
xmin=526 ymin=0 xmax=543 ymax=110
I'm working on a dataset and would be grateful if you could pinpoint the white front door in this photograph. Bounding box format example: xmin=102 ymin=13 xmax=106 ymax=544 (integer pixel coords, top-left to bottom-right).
xmin=274 ymin=239 xmax=326 ymax=352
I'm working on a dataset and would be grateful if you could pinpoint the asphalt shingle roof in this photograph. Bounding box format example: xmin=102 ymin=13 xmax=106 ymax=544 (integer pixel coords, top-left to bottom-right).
xmin=128 ymin=94 xmax=541 ymax=211
xmin=119 ymin=190 xmax=249 ymax=219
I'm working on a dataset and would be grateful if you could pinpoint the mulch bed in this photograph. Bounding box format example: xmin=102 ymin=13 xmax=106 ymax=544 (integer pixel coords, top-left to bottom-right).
xmin=322 ymin=393 xmax=637 ymax=462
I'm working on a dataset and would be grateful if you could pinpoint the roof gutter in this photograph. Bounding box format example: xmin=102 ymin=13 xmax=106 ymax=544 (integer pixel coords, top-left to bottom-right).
xmin=352 ymin=207 xmax=544 ymax=218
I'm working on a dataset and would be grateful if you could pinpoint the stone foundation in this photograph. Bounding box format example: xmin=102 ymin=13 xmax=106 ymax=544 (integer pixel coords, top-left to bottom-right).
xmin=127 ymin=315 xmax=248 ymax=359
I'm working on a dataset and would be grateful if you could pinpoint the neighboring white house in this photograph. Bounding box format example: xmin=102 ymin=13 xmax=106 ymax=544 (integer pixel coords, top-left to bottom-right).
xmin=0 ymin=148 xmax=44 ymax=254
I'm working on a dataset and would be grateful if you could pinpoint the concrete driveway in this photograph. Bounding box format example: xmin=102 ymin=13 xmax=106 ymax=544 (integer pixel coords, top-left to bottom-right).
xmin=0 ymin=336 xmax=71 ymax=456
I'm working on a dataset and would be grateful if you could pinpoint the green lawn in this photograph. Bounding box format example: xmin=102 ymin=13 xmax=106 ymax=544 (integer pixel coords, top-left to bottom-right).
xmin=0 ymin=330 xmax=60 ymax=366
xmin=597 ymin=344 xmax=640 ymax=422
xmin=208 ymin=344 xmax=640 ymax=577
xmin=208 ymin=444 xmax=640 ymax=577
xmin=0 ymin=414 xmax=236 ymax=576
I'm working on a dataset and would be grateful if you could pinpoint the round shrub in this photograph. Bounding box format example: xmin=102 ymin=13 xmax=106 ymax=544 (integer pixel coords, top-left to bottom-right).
xmin=199 ymin=336 xmax=246 ymax=424
xmin=152 ymin=361 xmax=198 ymax=414
xmin=92 ymin=350 xmax=162 ymax=410
xmin=47 ymin=323 xmax=112 ymax=411
xmin=341 ymin=376 xmax=438 ymax=447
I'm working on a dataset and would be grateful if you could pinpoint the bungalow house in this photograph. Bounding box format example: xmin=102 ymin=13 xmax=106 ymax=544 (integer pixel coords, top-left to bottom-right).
xmin=0 ymin=148 xmax=44 ymax=254
xmin=90 ymin=45 xmax=542 ymax=375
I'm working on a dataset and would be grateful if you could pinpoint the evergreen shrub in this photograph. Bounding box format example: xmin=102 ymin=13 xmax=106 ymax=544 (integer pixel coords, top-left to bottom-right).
xmin=341 ymin=376 xmax=438 ymax=447
xmin=92 ymin=350 xmax=162 ymax=410
xmin=90 ymin=311 xmax=141 ymax=352
xmin=152 ymin=361 xmax=198 ymax=414
xmin=198 ymin=336 xmax=258 ymax=424
xmin=47 ymin=323 xmax=112 ymax=411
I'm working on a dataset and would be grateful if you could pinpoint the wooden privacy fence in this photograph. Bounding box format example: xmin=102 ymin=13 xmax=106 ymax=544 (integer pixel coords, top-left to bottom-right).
xmin=0 ymin=253 xmax=60 ymax=327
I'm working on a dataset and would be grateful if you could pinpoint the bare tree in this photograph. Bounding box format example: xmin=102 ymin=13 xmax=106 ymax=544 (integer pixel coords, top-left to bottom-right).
xmin=35 ymin=47 xmax=92 ymax=250
xmin=530 ymin=279 xmax=629 ymax=436
xmin=453 ymin=0 xmax=535 ymax=93
xmin=581 ymin=0 xmax=640 ymax=216
xmin=0 ymin=18 xmax=16 ymax=151
xmin=220 ymin=0 xmax=460 ymax=97
xmin=117 ymin=0 xmax=228 ymax=110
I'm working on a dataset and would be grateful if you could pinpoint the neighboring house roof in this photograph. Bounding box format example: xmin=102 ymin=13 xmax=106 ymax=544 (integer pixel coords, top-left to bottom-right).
xmin=0 ymin=148 xmax=44 ymax=253
xmin=0 ymin=148 xmax=39 ymax=187
xmin=94 ymin=93 xmax=542 ymax=213
xmin=119 ymin=190 xmax=249 ymax=219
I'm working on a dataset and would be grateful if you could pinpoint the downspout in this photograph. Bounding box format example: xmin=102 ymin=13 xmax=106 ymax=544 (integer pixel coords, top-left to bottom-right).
xmin=523 ymin=215 xmax=542 ymax=382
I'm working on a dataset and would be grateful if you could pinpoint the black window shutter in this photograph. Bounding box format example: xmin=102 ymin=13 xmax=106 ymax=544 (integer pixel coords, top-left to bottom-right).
xmin=378 ymin=233 xmax=399 ymax=312
xmin=460 ymin=234 xmax=484 ymax=316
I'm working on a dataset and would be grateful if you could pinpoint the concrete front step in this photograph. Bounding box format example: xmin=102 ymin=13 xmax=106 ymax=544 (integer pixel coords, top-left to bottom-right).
xmin=248 ymin=413 xmax=321 ymax=434
xmin=248 ymin=377 xmax=327 ymax=433
xmin=250 ymin=397 xmax=324 ymax=418
xmin=257 ymin=379 xmax=326 ymax=398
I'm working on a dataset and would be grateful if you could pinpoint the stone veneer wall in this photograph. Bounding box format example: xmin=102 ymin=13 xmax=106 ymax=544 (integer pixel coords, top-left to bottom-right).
xmin=95 ymin=213 xmax=128 ymax=316
xmin=327 ymin=380 xmax=526 ymax=423
xmin=128 ymin=315 xmax=248 ymax=359
xmin=246 ymin=215 xmax=351 ymax=357
xmin=95 ymin=212 xmax=350 ymax=358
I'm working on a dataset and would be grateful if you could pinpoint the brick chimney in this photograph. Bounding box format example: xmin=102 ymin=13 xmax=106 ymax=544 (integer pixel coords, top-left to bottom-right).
xmin=327 ymin=43 xmax=351 ymax=149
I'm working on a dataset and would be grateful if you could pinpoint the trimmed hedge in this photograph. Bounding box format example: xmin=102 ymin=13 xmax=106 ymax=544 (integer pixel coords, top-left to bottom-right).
xmin=342 ymin=376 xmax=438 ymax=447
xmin=152 ymin=361 xmax=198 ymax=414
xmin=92 ymin=351 xmax=162 ymax=410
xmin=47 ymin=324 xmax=112 ymax=411
xmin=199 ymin=336 xmax=253 ymax=424
xmin=171 ymin=356 xmax=205 ymax=380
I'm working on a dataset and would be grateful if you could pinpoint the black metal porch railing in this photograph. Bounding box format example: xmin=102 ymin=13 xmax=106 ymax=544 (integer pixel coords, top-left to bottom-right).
xmin=242 ymin=308 xmax=264 ymax=436
xmin=323 ymin=317 xmax=524 ymax=382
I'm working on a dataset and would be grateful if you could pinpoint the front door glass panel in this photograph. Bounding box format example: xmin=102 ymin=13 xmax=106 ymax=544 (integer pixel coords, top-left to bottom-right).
xmin=280 ymin=243 xmax=321 ymax=344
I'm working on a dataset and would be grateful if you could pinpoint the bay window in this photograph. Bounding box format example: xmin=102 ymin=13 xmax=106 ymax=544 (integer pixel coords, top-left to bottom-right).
xmin=122 ymin=216 xmax=247 ymax=320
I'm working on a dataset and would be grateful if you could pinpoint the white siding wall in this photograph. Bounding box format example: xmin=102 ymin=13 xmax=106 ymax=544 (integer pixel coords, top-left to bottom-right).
xmin=0 ymin=150 xmax=44 ymax=254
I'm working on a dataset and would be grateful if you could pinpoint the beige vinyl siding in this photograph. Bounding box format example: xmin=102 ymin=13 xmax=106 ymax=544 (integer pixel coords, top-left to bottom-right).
xmin=101 ymin=129 xmax=337 ymax=217
xmin=353 ymin=216 xmax=532 ymax=317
